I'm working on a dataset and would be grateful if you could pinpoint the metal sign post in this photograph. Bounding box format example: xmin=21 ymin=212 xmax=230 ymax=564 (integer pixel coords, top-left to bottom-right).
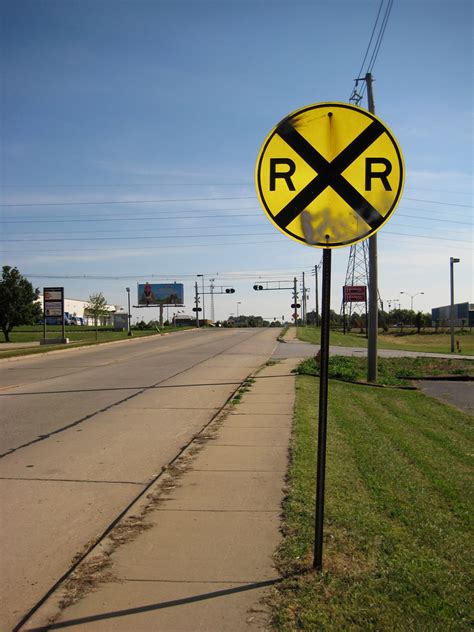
xmin=314 ymin=247 xmax=331 ymax=570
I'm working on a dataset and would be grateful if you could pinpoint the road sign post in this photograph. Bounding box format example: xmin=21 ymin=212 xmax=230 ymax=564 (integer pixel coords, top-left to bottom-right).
xmin=314 ymin=247 xmax=331 ymax=570
xmin=255 ymin=101 xmax=404 ymax=571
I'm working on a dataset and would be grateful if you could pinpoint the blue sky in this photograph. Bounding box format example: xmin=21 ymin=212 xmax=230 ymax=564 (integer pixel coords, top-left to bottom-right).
xmin=1 ymin=0 xmax=472 ymax=322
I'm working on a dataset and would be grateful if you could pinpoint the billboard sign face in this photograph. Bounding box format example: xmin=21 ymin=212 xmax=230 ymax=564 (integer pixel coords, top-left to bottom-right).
xmin=138 ymin=283 xmax=184 ymax=307
xmin=343 ymin=285 xmax=367 ymax=303
xmin=44 ymin=287 xmax=64 ymax=318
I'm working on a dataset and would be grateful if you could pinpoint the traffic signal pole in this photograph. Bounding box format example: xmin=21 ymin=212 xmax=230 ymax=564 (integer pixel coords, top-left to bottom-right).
xmin=366 ymin=72 xmax=378 ymax=382
xmin=194 ymin=282 xmax=200 ymax=328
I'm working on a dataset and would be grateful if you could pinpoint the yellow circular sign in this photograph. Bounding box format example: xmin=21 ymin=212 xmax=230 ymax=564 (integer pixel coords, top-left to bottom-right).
xmin=255 ymin=102 xmax=404 ymax=248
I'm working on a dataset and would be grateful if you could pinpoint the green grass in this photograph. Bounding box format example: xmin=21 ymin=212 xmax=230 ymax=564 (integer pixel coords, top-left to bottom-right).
xmin=273 ymin=376 xmax=473 ymax=630
xmin=0 ymin=325 xmax=192 ymax=359
xmin=297 ymin=326 xmax=474 ymax=355
xmin=296 ymin=355 xmax=474 ymax=386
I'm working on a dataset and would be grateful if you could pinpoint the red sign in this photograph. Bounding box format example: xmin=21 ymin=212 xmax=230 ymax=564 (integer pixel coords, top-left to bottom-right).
xmin=343 ymin=286 xmax=367 ymax=303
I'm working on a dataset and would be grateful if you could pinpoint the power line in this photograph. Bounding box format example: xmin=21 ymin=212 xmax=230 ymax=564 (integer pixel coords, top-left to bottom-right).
xmin=0 ymin=196 xmax=256 ymax=208
xmin=1 ymin=182 xmax=471 ymax=196
xmin=1 ymin=195 xmax=469 ymax=210
xmin=2 ymin=213 xmax=470 ymax=236
xmin=23 ymin=268 xmax=313 ymax=281
xmin=1 ymin=231 xmax=471 ymax=255
xmin=0 ymin=183 xmax=252 ymax=188
xmin=0 ymin=211 xmax=262 ymax=223
xmin=355 ymin=0 xmax=384 ymax=82
xmin=1 ymin=231 xmax=279 ymax=243
xmin=0 ymin=239 xmax=284 ymax=253
xmin=404 ymin=197 xmax=472 ymax=208
xmin=366 ymin=0 xmax=393 ymax=74
xmin=1 ymin=203 xmax=469 ymax=223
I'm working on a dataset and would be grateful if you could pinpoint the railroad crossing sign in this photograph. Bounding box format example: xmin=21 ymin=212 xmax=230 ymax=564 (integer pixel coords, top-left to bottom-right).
xmin=255 ymin=102 xmax=404 ymax=248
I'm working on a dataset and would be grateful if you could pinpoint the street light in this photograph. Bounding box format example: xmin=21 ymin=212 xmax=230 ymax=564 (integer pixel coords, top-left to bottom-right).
xmin=400 ymin=291 xmax=424 ymax=311
xmin=197 ymin=274 xmax=205 ymax=323
xmin=237 ymin=301 xmax=241 ymax=317
xmin=450 ymin=257 xmax=460 ymax=353
xmin=126 ymin=287 xmax=132 ymax=336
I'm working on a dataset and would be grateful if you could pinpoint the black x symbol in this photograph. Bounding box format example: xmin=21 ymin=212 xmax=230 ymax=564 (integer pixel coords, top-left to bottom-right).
xmin=274 ymin=119 xmax=386 ymax=230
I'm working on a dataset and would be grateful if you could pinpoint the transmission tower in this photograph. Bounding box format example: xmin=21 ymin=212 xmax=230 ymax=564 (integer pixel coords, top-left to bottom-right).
xmin=341 ymin=241 xmax=370 ymax=324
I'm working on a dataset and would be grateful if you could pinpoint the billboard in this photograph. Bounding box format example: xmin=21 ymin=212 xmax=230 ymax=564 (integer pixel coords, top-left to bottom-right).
xmin=138 ymin=283 xmax=184 ymax=307
xmin=44 ymin=287 xmax=64 ymax=317
xmin=343 ymin=285 xmax=367 ymax=303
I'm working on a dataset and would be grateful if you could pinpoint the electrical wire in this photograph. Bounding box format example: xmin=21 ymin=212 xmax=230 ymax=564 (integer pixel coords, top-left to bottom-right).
xmin=349 ymin=0 xmax=393 ymax=103
xmin=0 ymin=182 xmax=471 ymax=197
xmin=0 ymin=195 xmax=470 ymax=211
xmin=1 ymin=230 xmax=471 ymax=255
xmin=2 ymin=213 xmax=470 ymax=236
xmin=366 ymin=0 xmax=393 ymax=74
xmin=0 ymin=196 xmax=256 ymax=208
xmin=355 ymin=0 xmax=385 ymax=82
xmin=1 ymin=203 xmax=469 ymax=223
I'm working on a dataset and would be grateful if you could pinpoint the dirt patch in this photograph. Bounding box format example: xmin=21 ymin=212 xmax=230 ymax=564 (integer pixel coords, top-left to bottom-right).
xmin=58 ymin=555 xmax=118 ymax=610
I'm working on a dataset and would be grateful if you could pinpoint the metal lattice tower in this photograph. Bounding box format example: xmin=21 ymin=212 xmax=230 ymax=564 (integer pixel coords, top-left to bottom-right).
xmin=341 ymin=241 xmax=369 ymax=321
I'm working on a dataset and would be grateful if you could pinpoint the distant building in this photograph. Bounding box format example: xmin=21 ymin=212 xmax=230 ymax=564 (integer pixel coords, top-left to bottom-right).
xmin=174 ymin=314 xmax=197 ymax=327
xmin=431 ymin=302 xmax=474 ymax=327
xmin=37 ymin=295 xmax=121 ymax=326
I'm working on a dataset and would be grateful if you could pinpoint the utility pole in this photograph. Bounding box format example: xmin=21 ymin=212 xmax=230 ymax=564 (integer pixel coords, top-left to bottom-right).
xmin=194 ymin=282 xmax=200 ymax=328
xmin=366 ymin=72 xmax=378 ymax=382
xmin=293 ymin=277 xmax=298 ymax=329
xmin=450 ymin=257 xmax=460 ymax=352
xmin=315 ymin=264 xmax=320 ymax=326
xmin=302 ymin=271 xmax=307 ymax=325
xmin=197 ymin=274 xmax=205 ymax=323
xmin=210 ymin=278 xmax=215 ymax=322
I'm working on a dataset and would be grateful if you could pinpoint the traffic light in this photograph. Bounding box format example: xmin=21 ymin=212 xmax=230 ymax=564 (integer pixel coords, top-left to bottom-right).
xmin=192 ymin=307 xmax=202 ymax=312
xmin=253 ymin=285 xmax=264 ymax=291
xmin=225 ymin=288 xmax=235 ymax=293
xmin=291 ymin=303 xmax=301 ymax=309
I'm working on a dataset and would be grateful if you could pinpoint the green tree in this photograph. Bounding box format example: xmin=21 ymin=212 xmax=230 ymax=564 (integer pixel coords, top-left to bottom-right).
xmin=84 ymin=292 xmax=109 ymax=339
xmin=0 ymin=266 xmax=41 ymax=342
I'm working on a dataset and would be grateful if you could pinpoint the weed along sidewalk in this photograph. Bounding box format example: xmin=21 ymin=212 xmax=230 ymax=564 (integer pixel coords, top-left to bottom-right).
xmin=24 ymin=359 xmax=300 ymax=632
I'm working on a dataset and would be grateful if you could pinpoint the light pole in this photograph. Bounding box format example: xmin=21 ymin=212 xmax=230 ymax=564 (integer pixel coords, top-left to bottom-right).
xmin=126 ymin=287 xmax=132 ymax=336
xmin=237 ymin=301 xmax=241 ymax=318
xmin=197 ymin=274 xmax=205 ymax=324
xmin=400 ymin=291 xmax=424 ymax=311
xmin=450 ymin=257 xmax=460 ymax=353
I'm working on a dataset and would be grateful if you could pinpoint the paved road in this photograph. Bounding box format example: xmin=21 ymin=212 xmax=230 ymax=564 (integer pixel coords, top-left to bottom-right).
xmin=416 ymin=380 xmax=474 ymax=415
xmin=0 ymin=328 xmax=278 ymax=631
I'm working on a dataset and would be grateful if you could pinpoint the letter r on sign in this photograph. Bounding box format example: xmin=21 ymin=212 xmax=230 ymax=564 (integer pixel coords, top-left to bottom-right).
xmin=365 ymin=158 xmax=392 ymax=191
xmin=270 ymin=158 xmax=296 ymax=191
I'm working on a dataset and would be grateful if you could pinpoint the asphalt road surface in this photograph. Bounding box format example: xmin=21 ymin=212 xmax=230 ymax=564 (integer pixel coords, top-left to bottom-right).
xmin=0 ymin=328 xmax=278 ymax=631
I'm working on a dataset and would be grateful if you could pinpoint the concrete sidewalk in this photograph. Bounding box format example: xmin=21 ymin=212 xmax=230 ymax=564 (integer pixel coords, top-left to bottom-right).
xmin=24 ymin=359 xmax=299 ymax=632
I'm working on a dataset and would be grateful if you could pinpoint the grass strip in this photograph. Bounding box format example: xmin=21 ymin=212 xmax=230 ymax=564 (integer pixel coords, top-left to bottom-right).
xmin=296 ymin=355 xmax=474 ymax=386
xmin=297 ymin=326 xmax=474 ymax=355
xmin=272 ymin=376 xmax=473 ymax=631
xmin=0 ymin=327 xmax=193 ymax=359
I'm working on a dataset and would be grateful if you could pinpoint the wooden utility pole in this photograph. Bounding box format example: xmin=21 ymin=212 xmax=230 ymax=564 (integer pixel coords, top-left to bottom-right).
xmin=366 ymin=72 xmax=378 ymax=382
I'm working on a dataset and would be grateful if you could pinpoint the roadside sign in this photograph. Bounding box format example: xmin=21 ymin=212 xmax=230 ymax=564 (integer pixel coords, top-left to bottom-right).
xmin=44 ymin=289 xmax=63 ymax=301
xmin=255 ymin=102 xmax=404 ymax=248
xmin=44 ymin=303 xmax=63 ymax=316
xmin=43 ymin=286 xmax=66 ymax=341
xmin=343 ymin=285 xmax=367 ymax=302
xmin=43 ymin=287 xmax=64 ymax=320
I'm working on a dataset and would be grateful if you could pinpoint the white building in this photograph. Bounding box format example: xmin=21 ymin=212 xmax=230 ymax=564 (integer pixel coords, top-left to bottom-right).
xmin=37 ymin=295 xmax=122 ymax=326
